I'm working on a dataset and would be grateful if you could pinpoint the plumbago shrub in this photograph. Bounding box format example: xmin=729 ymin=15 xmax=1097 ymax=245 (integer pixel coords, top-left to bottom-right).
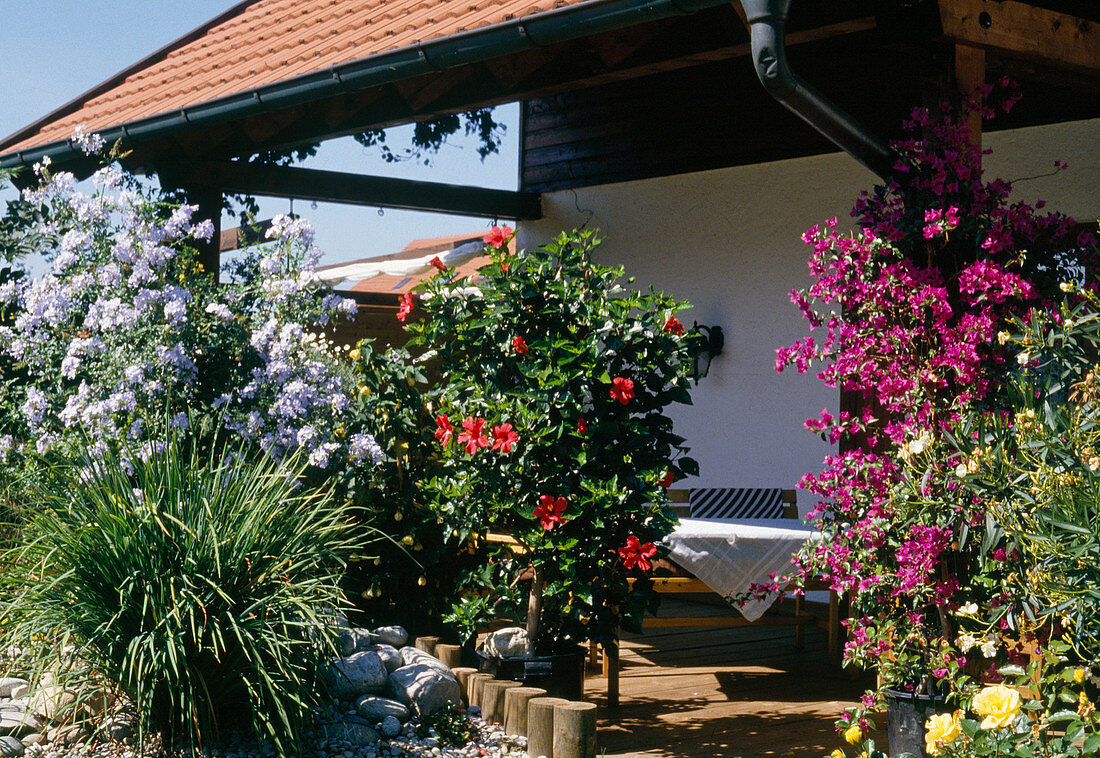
xmin=774 ymin=83 xmax=1099 ymax=726
xmin=0 ymin=138 xmax=370 ymax=485
xmin=405 ymin=227 xmax=697 ymax=653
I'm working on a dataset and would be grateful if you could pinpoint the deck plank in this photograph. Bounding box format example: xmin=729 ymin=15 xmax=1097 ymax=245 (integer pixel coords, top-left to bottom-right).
xmin=583 ymin=599 xmax=874 ymax=758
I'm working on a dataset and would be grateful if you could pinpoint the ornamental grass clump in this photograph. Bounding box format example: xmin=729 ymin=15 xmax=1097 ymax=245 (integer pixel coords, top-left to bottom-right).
xmin=405 ymin=227 xmax=698 ymax=654
xmin=0 ymin=428 xmax=357 ymax=752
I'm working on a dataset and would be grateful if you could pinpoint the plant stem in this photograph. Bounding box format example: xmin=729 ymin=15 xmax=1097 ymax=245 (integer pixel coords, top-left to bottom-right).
xmin=526 ymin=562 xmax=545 ymax=645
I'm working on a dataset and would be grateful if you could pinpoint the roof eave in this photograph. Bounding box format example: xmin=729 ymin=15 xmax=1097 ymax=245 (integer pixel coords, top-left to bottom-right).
xmin=0 ymin=0 xmax=729 ymax=172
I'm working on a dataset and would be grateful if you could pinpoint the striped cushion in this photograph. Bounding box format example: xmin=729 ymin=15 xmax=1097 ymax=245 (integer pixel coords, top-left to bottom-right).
xmin=688 ymin=488 xmax=786 ymax=519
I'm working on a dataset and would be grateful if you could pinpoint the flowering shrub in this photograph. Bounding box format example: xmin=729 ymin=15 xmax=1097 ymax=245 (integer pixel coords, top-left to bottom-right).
xmin=406 ymin=227 xmax=697 ymax=652
xmin=775 ymin=85 xmax=1098 ymax=732
xmin=0 ymin=140 xmax=369 ymax=479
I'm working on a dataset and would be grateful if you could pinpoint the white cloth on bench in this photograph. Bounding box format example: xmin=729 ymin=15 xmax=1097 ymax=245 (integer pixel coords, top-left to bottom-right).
xmin=664 ymin=518 xmax=820 ymax=622
xmin=688 ymin=487 xmax=787 ymax=519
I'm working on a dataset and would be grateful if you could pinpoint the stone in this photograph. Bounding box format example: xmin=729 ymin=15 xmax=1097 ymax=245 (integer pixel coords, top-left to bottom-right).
xmin=371 ymin=626 xmax=408 ymax=648
xmin=17 ymin=735 xmax=42 ymax=747
xmin=321 ymin=721 xmax=380 ymax=747
xmin=0 ymin=704 xmax=42 ymax=738
xmin=0 ymin=681 xmax=28 ymax=700
xmin=481 ymin=627 xmax=531 ymax=658
xmin=353 ymin=696 xmax=410 ymax=724
xmin=397 ymin=647 xmax=451 ymax=676
xmin=100 ymin=715 xmax=133 ymax=742
xmin=26 ymin=686 xmax=74 ymax=723
xmin=371 ymin=645 xmax=401 ymax=673
xmin=338 ymin=629 xmax=377 ymax=657
xmin=325 ymin=652 xmax=388 ymax=700
xmin=378 ymin=717 xmax=401 ymax=739
xmin=0 ymin=736 xmax=24 ymax=757
xmin=387 ymin=664 xmax=462 ymax=717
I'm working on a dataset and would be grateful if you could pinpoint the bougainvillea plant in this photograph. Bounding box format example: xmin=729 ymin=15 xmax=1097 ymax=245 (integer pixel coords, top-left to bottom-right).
xmin=774 ymin=82 xmax=1099 ymax=725
xmin=405 ymin=226 xmax=698 ymax=654
xmin=0 ymin=132 xmax=375 ymax=486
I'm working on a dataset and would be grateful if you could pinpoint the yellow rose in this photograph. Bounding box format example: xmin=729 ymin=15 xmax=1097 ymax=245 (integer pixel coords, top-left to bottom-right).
xmin=830 ymin=750 xmax=845 ymax=758
xmin=971 ymin=684 xmax=1021 ymax=729
xmin=1075 ymin=667 xmax=1088 ymax=684
xmin=843 ymin=724 xmax=862 ymax=745
xmin=925 ymin=711 xmax=961 ymax=755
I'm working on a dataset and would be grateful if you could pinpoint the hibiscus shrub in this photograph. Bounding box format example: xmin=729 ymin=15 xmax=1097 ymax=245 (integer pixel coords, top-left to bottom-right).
xmin=405 ymin=227 xmax=697 ymax=654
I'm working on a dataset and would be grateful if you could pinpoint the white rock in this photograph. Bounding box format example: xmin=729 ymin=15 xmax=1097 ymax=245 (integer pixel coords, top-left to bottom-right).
xmin=322 ymin=722 xmax=379 ymax=747
xmin=338 ymin=629 xmax=378 ymax=657
xmin=26 ymin=687 xmax=74 ymax=723
xmin=371 ymin=645 xmax=402 ymax=674
xmin=354 ymin=696 xmax=410 ymax=724
xmin=387 ymin=664 xmax=462 ymax=717
xmin=325 ymin=652 xmax=388 ymax=700
xmin=377 ymin=717 xmax=401 ymax=739
xmin=480 ymin=628 xmax=530 ymax=658
xmin=0 ymin=682 xmax=28 ymax=700
xmin=0 ymin=703 xmax=42 ymax=738
xmin=397 ymin=647 xmax=450 ymax=676
xmin=371 ymin=627 xmax=408 ymax=648
xmin=0 ymin=736 xmax=24 ymax=757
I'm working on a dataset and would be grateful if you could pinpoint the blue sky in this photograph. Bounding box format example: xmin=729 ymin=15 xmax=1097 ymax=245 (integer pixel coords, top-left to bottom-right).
xmin=0 ymin=1 xmax=520 ymax=270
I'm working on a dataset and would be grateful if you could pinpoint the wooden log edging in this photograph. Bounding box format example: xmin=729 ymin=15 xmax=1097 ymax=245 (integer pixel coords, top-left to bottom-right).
xmin=526 ymin=696 xmax=569 ymax=758
xmin=553 ymin=701 xmax=597 ymax=758
xmin=414 ymin=635 xmax=441 ymax=655
xmin=481 ymin=679 xmax=523 ymax=724
xmin=467 ymin=672 xmax=494 ymax=709
xmin=503 ymin=686 xmax=547 ymax=737
xmin=435 ymin=642 xmax=463 ymax=668
xmin=451 ymin=666 xmax=478 ymax=704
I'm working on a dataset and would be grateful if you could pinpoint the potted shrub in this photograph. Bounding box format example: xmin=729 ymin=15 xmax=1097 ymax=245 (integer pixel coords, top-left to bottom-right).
xmin=403 ymin=226 xmax=698 ymax=697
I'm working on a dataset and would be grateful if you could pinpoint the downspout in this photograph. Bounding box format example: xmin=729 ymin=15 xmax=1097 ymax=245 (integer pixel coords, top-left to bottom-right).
xmin=738 ymin=0 xmax=896 ymax=180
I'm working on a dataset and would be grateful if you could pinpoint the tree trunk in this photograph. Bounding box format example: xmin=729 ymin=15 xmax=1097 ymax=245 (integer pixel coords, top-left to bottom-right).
xmin=526 ymin=561 xmax=545 ymax=644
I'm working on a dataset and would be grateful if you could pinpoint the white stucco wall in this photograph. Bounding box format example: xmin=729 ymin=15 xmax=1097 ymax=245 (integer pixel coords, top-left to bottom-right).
xmin=518 ymin=118 xmax=1100 ymax=514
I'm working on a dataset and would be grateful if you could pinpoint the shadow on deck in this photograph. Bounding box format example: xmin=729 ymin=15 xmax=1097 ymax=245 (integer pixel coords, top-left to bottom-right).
xmin=584 ymin=600 xmax=875 ymax=758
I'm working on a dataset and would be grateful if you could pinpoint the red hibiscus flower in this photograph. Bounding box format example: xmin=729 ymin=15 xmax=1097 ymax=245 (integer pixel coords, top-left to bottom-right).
xmin=576 ymin=418 xmax=588 ymax=434
xmin=491 ymin=423 xmax=519 ymax=453
xmin=512 ymin=336 xmax=528 ymax=354
xmin=483 ymin=225 xmax=514 ymax=248
xmin=396 ymin=292 xmax=414 ymax=322
xmin=533 ymin=494 xmax=568 ymax=530
xmin=619 ymin=535 xmax=658 ymax=571
xmin=663 ymin=316 xmax=685 ymax=335
xmin=609 ymin=376 xmax=634 ymax=405
xmin=456 ymin=416 xmax=490 ymax=454
xmin=660 ymin=470 xmax=674 ymax=488
xmin=429 ymin=256 xmax=446 ymax=272
xmin=434 ymin=414 xmax=454 ymax=446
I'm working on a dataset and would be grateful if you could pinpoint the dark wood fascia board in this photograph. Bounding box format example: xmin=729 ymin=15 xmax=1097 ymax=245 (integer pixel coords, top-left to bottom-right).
xmin=160 ymin=161 xmax=541 ymax=220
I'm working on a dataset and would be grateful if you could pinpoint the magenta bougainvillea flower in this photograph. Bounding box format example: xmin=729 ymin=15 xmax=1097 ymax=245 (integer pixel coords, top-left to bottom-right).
xmin=456 ymin=416 xmax=490 ymax=454
xmin=396 ymin=292 xmax=414 ymax=322
xmin=434 ymin=414 xmax=453 ymax=446
xmin=491 ymin=423 xmax=519 ymax=453
xmin=609 ymin=376 xmax=634 ymax=405
xmin=534 ymin=495 xmax=567 ymax=530
xmin=619 ymin=535 xmax=657 ymax=571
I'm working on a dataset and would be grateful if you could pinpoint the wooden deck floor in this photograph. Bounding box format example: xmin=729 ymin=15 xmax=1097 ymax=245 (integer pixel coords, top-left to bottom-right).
xmin=582 ymin=600 xmax=875 ymax=758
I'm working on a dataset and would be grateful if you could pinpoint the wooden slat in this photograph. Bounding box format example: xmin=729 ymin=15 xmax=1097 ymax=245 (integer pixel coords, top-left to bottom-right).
xmin=939 ymin=0 xmax=1100 ymax=74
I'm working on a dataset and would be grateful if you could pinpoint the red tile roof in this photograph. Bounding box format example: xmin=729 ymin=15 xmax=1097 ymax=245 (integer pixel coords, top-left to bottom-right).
xmin=0 ymin=0 xmax=590 ymax=156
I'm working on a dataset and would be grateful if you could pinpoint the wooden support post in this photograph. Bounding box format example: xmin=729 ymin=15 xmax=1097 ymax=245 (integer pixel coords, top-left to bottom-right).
xmin=602 ymin=639 xmax=619 ymax=708
xmin=468 ymin=673 xmax=494 ymax=709
xmin=414 ymin=635 xmax=441 ymax=656
xmin=482 ymin=679 xmax=523 ymax=725
xmin=553 ymin=702 xmax=598 ymax=758
xmin=503 ymin=686 xmax=547 ymax=737
xmin=434 ymin=643 xmax=462 ymax=669
xmin=451 ymin=667 xmax=478 ymax=704
xmin=527 ymin=697 xmax=569 ymax=758
xmin=794 ymin=595 xmax=805 ymax=651
xmin=587 ymin=640 xmax=599 ymax=667
xmin=955 ymin=43 xmax=986 ymax=155
xmin=828 ymin=589 xmax=840 ymax=666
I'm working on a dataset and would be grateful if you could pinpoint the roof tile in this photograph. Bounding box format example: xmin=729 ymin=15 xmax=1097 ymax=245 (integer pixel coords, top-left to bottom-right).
xmin=2 ymin=0 xmax=589 ymax=156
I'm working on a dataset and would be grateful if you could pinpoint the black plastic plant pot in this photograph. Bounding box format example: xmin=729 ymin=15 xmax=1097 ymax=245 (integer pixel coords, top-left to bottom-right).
xmin=884 ymin=688 xmax=952 ymax=758
xmin=475 ymin=646 xmax=586 ymax=700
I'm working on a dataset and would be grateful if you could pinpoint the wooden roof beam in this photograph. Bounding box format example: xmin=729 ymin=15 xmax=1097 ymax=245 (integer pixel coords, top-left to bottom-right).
xmin=939 ymin=0 xmax=1099 ymax=74
xmin=161 ymin=161 xmax=542 ymax=220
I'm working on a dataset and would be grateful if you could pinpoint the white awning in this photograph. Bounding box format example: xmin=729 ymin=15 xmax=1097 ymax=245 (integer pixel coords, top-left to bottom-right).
xmin=312 ymin=239 xmax=484 ymax=285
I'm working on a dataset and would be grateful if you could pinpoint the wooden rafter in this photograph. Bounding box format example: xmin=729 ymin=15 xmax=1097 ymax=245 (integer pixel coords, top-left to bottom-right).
xmin=939 ymin=0 xmax=1100 ymax=74
xmin=164 ymin=161 xmax=542 ymax=220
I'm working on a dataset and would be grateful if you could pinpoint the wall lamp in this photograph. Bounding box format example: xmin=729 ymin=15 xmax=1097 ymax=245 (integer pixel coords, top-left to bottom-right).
xmin=691 ymin=322 xmax=724 ymax=380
